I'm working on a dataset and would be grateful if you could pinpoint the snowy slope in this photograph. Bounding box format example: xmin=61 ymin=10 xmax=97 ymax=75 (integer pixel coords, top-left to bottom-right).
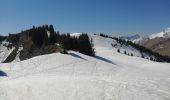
xmin=0 ymin=34 xmax=170 ymax=100
xmin=90 ymin=34 xmax=153 ymax=59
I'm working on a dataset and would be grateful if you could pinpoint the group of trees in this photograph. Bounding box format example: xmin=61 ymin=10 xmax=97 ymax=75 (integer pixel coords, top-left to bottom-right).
xmin=0 ymin=35 xmax=7 ymax=42
xmin=59 ymin=33 xmax=95 ymax=56
xmin=99 ymin=33 xmax=109 ymax=38
xmin=117 ymin=49 xmax=133 ymax=56
xmin=20 ymin=25 xmax=95 ymax=56
xmin=29 ymin=25 xmax=58 ymax=47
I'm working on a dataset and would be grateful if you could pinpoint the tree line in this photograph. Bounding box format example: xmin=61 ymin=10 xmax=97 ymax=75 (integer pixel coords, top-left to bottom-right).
xmin=19 ymin=25 xmax=95 ymax=56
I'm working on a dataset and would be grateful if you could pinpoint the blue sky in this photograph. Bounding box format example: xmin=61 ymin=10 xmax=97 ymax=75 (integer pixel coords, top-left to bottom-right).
xmin=0 ymin=0 xmax=170 ymax=36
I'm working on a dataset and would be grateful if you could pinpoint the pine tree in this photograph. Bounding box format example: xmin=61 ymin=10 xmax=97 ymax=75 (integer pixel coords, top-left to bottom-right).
xmin=141 ymin=54 xmax=144 ymax=58
xmin=78 ymin=34 xmax=95 ymax=56
xmin=31 ymin=26 xmax=49 ymax=47
xmin=124 ymin=50 xmax=127 ymax=55
xmin=117 ymin=49 xmax=120 ymax=53
xmin=49 ymin=25 xmax=56 ymax=44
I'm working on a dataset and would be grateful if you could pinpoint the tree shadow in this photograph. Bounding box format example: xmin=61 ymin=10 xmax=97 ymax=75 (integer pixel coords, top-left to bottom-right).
xmin=95 ymin=56 xmax=115 ymax=65
xmin=0 ymin=70 xmax=8 ymax=76
xmin=69 ymin=53 xmax=87 ymax=60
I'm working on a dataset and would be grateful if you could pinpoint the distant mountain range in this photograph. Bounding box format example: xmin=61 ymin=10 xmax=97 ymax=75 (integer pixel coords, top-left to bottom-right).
xmin=121 ymin=28 xmax=170 ymax=56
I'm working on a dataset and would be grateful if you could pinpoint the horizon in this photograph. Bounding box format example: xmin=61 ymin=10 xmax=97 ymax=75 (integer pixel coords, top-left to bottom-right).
xmin=0 ymin=0 xmax=170 ymax=36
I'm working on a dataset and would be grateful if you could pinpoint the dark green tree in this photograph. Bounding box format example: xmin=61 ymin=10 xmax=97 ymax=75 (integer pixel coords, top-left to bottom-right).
xmin=78 ymin=34 xmax=95 ymax=56
xmin=117 ymin=49 xmax=120 ymax=53
xmin=49 ymin=25 xmax=56 ymax=44
xmin=124 ymin=50 xmax=127 ymax=55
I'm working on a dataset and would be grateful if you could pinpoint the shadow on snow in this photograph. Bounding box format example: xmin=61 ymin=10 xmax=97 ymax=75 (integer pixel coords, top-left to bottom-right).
xmin=69 ymin=52 xmax=115 ymax=65
xmin=95 ymin=56 xmax=115 ymax=65
xmin=0 ymin=70 xmax=8 ymax=77
xmin=69 ymin=53 xmax=87 ymax=60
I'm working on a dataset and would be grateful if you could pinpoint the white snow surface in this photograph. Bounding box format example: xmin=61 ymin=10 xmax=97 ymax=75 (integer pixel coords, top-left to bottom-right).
xmin=0 ymin=35 xmax=170 ymax=100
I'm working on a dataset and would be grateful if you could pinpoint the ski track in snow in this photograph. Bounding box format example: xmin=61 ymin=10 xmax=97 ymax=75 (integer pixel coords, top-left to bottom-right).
xmin=0 ymin=34 xmax=170 ymax=100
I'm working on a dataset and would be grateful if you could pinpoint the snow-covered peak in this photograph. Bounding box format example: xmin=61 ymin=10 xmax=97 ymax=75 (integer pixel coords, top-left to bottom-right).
xmin=149 ymin=31 xmax=165 ymax=39
xmin=149 ymin=28 xmax=170 ymax=39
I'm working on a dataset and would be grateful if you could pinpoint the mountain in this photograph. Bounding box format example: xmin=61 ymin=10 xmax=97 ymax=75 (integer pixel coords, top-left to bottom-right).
xmin=142 ymin=37 xmax=170 ymax=56
xmin=141 ymin=28 xmax=170 ymax=56
xmin=121 ymin=28 xmax=170 ymax=56
xmin=149 ymin=31 xmax=165 ymax=39
xmin=0 ymin=34 xmax=170 ymax=100
xmin=120 ymin=34 xmax=148 ymax=45
xmin=149 ymin=28 xmax=170 ymax=39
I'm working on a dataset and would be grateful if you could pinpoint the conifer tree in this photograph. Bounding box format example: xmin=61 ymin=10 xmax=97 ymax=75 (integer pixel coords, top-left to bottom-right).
xmin=78 ymin=34 xmax=95 ymax=56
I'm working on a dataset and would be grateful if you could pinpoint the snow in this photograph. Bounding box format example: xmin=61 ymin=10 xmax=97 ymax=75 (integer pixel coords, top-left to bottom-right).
xmin=0 ymin=35 xmax=170 ymax=100
xmin=132 ymin=37 xmax=143 ymax=43
xmin=132 ymin=37 xmax=149 ymax=44
xmin=149 ymin=32 xmax=165 ymax=39
xmin=148 ymin=28 xmax=170 ymax=39
xmin=47 ymin=31 xmax=50 ymax=38
xmin=0 ymin=44 xmax=15 ymax=63
xmin=70 ymin=33 xmax=82 ymax=37
xmin=1 ymin=40 xmax=12 ymax=46
xmin=89 ymin=35 xmax=153 ymax=58
xmin=13 ymin=46 xmax=23 ymax=62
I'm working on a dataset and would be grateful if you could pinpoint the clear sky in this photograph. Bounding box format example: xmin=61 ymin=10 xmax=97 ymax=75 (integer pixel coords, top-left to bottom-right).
xmin=0 ymin=0 xmax=170 ymax=36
